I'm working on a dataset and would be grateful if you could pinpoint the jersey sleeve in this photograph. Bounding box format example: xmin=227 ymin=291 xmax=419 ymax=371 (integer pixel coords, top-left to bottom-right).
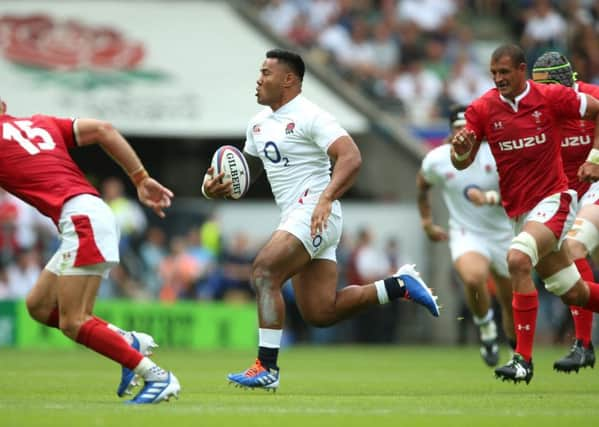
xmin=465 ymin=99 xmax=486 ymax=142
xmin=47 ymin=116 xmax=77 ymax=148
xmin=310 ymin=110 xmax=349 ymax=152
xmin=420 ymin=149 xmax=443 ymax=185
xmin=243 ymin=122 xmax=259 ymax=157
xmin=547 ymin=84 xmax=586 ymax=120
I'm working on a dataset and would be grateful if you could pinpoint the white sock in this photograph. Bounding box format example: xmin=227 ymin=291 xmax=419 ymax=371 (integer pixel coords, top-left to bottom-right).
xmin=473 ymin=308 xmax=494 ymax=326
xmin=133 ymin=357 xmax=167 ymax=381
xmin=259 ymin=328 xmax=282 ymax=348
xmin=473 ymin=309 xmax=497 ymax=341
xmin=374 ymin=280 xmax=389 ymax=304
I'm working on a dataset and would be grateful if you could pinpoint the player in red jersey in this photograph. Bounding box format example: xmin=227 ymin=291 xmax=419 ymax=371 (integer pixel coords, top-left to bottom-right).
xmin=450 ymin=44 xmax=599 ymax=384
xmin=532 ymin=51 xmax=598 ymax=373
xmin=0 ymin=99 xmax=180 ymax=403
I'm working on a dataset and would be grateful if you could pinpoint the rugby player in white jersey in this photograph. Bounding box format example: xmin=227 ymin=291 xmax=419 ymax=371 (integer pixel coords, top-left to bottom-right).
xmin=202 ymin=49 xmax=440 ymax=390
xmin=417 ymin=105 xmax=515 ymax=367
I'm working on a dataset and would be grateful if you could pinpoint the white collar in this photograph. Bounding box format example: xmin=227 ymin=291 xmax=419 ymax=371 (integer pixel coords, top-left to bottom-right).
xmin=499 ymin=81 xmax=530 ymax=112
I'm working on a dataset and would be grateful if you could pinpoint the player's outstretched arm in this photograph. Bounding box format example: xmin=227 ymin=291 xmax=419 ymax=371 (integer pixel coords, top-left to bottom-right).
xmin=74 ymin=118 xmax=173 ymax=218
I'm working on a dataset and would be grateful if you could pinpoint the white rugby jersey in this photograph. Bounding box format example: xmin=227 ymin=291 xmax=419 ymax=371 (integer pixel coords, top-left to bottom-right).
xmin=421 ymin=142 xmax=512 ymax=235
xmin=244 ymin=95 xmax=348 ymax=216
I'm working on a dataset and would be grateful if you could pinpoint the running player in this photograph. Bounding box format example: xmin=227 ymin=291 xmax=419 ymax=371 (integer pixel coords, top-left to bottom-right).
xmin=532 ymin=51 xmax=599 ymax=373
xmin=202 ymin=49 xmax=440 ymax=391
xmin=450 ymin=44 xmax=599 ymax=384
xmin=418 ymin=104 xmax=515 ymax=367
xmin=0 ymin=99 xmax=180 ymax=403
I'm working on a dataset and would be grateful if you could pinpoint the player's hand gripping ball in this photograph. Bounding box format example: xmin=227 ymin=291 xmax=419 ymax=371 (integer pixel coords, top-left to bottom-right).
xmin=210 ymin=145 xmax=250 ymax=199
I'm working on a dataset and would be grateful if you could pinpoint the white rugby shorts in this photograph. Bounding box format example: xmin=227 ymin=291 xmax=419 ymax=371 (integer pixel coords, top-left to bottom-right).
xmin=512 ymin=190 xmax=578 ymax=248
xmin=45 ymin=194 xmax=120 ymax=277
xmin=449 ymin=227 xmax=512 ymax=278
xmin=578 ymin=180 xmax=599 ymax=208
xmin=277 ymin=200 xmax=342 ymax=262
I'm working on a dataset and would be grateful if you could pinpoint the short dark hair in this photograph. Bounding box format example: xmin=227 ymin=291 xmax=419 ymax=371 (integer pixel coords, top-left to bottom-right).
xmin=491 ymin=44 xmax=526 ymax=68
xmin=266 ymin=49 xmax=305 ymax=81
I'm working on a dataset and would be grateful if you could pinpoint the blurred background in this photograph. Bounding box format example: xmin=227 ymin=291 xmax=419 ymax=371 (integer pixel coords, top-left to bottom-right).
xmin=0 ymin=0 xmax=598 ymax=349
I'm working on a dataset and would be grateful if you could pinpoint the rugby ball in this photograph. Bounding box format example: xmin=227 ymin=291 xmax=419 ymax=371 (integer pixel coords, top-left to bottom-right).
xmin=210 ymin=145 xmax=250 ymax=199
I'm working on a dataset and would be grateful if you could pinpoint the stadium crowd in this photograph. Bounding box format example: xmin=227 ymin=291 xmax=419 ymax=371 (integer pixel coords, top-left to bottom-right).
xmin=251 ymin=0 xmax=599 ymax=127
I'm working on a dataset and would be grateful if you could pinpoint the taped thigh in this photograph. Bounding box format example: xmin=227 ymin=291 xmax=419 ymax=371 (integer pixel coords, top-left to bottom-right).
xmin=510 ymin=231 xmax=539 ymax=266
xmin=567 ymin=217 xmax=599 ymax=254
xmin=543 ymin=264 xmax=580 ymax=296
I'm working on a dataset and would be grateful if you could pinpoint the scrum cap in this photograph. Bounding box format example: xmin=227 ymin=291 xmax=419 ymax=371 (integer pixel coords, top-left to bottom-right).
xmin=532 ymin=51 xmax=575 ymax=87
xmin=449 ymin=104 xmax=467 ymax=128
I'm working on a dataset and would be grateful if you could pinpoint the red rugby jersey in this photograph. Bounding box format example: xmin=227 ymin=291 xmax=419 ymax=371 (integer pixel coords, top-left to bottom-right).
xmin=0 ymin=114 xmax=99 ymax=224
xmin=559 ymin=81 xmax=599 ymax=197
xmin=466 ymin=81 xmax=583 ymax=218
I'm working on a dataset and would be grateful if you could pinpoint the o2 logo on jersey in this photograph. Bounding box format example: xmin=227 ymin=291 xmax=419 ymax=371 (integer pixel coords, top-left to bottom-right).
xmin=263 ymin=141 xmax=290 ymax=166
xmin=2 ymin=120 xmax=56 ymax=155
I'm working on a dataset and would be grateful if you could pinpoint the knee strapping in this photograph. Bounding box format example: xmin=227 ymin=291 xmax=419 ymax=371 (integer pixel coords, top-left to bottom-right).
xmin=567 ymin=218 xmax=599 ymax=254
xmin=510 ymin=232 xmax=539 ymax=266
xmin=544 ymin=264 xmax=580 ymax=296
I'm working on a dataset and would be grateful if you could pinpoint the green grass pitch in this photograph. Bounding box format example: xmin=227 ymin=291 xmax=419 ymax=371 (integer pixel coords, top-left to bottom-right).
xmin=1 ymin=345 xmax=597 ymax=427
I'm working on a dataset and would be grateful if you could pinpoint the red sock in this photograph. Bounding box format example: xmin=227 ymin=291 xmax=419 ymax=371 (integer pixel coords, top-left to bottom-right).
xmin=512 ymin=291 xmax=538 ymax=362
xmin=570 ymin=306 xmax=593 ymax=347
xmin=76 ymin=318 xmax=143 ymax=369
xmin=46 ymin=308 xmax=109 ymax=329
xmin=572 ymin=259 xmax=594 ymax=347
xmin=583 ymin=280 xmax=599 ymax=313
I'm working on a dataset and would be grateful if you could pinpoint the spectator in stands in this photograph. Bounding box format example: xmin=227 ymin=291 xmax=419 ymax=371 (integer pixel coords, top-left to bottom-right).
xmin=101 ymin=176 xmax=148 ymax=255
xmin=99 ymin=263 xmax=149 ymax=300
xmin=395 ymin=0 xmax=457 ymax=35
xmin=520 ymin=0 xmax=567 ymax=64
xmin=206 ymin=231 xmax=255 ymax=302
xmin=349 ymin=227 xmax=397 ymax=343
xmin=5 ymin=246 xmax=41 ymax=299
xmin=259 ymin=0 xmax=299 ymax=37
xmin=0 ymin=187 xmax=56 ymax=261
xmin=159 ymin=236 xmax=201 ymax=301
xmin=390 ymin=53 xmax=443 ymax=124
xmin=138 ymin=226 xmax=168 ymax=298
xmin=446 ymin=50 xmax=494 ymax=107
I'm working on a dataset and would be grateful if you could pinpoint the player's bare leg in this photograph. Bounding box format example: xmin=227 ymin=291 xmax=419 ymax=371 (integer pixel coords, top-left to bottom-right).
xmin=26 ymin=269 xmax=160 ymax=397
xmin=227 ymin=231 xmax=308 ymax=391
xmin=56 ymin=273 xmax=178 ymax=403
xmin=227 ymin=231 xmax=439 ymax=390
xmin=454 ymin=253 xmax=500 ymax=366
xmin=494 ymin=221 xmax=557 ymax=384
xmin=491 ymin=271 xmax=516 ymax=348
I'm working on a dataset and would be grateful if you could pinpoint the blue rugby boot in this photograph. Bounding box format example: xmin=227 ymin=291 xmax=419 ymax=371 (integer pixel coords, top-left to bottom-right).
xmin=228 ymin=359 xmax=279 ymax=391
xmin=394 ymin=264 xmax=440 ymax=317
xmin=127 ymin=371 xmax=181 ymax=404
xmin=117 ymin=331 xmax=159 ymax=397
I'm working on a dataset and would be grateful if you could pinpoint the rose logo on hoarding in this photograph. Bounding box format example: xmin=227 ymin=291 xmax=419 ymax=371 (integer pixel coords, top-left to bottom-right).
xmin=0 ymin=14 xmax=168 ymax=89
